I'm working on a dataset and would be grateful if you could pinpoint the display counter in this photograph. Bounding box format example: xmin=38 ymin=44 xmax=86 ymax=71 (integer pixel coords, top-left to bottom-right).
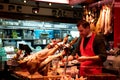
xmin=86 ymin=73 xmax=117 ymax=80
xmin=11 ymin=70 xmax=61 ymax=80
xmin=10 ymin=70 xmax=117 ymax=80
xmin=8 ymin=65 xmax=117 ymax=80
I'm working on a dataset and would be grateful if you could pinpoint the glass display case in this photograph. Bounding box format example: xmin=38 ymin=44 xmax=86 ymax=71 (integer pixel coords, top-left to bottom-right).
xmin=0 ymin=18 xmax=78 ymax=49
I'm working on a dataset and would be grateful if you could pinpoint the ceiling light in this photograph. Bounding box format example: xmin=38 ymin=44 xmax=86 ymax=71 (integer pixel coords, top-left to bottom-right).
xmin=32 ymin=8 xmax=39 ymax=14
xmin=49 ymin=3 xmax=52 ymax=6
xmin=71 ymin=6 xmax=74 ymax=8
xmin=24 ymin=0 xmax=27 ymax=3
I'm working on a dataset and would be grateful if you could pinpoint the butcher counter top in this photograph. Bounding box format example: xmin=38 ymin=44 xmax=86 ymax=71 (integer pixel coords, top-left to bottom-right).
xmin=11 ymin=70 xmax=62 ymax=80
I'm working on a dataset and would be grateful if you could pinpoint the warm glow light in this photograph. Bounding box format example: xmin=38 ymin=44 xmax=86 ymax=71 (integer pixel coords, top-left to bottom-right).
xmin=49 ymin=3 xmax=52 ymax=6
xmin=71 ymin=6 xmax=74 ymax=8
xmin=24 ymin=0 xmax=27 ymax=3
xmin=34 ymin=0 xmax=69 ymax=4
xmin=32 ymin=8 xmax=39 ymax=14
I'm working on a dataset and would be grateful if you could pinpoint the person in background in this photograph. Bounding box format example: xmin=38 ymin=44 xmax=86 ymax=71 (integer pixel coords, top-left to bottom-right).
xmin=62 ymin=20 xmax=107 ymax=76
xmin=112 ymin=43 xmax=120 ymax=78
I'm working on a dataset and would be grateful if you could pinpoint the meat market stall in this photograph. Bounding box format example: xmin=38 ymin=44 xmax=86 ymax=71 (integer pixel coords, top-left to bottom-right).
xmin=4 ymin=0 xmax=118 ymax=79
xmin=6 ymin=35 xmax=117 ymax=80
xmin=11 ymin=71 xmax=62 ymax=80
xmin=6 ymin=35 xmax=81 ymax=80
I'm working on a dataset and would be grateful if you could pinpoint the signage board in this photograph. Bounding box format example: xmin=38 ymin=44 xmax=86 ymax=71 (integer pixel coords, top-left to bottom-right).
xmin=34 ymin=0 xmax=69 ymax=4
xmin=0 ymin=3 xmax=82 ymax=18
xmin=0 ymin=3 xmax=79 ymax=18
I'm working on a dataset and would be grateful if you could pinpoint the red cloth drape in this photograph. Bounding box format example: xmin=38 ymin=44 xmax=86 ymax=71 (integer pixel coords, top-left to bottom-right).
xmin=114 ymin=1 xmax=120 ymax=47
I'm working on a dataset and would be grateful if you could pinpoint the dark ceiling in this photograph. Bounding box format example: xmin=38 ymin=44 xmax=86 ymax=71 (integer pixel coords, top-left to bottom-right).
xmin=0 ymin=0 xmax=102 ymax=10
xmin=0 ymin=0 xmax=104 ymax=23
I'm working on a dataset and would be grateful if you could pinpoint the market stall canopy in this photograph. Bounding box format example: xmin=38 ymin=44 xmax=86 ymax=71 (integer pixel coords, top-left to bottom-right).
xmin=69 ymin=0 xmax=99 ymax=5
xmin=33 ymin=0 xmax=101 ymax=5
xmin=33 ymin=0 xmax=114 ymax=6
xmin=34 ymin=0 xmax=69 ymax=4
xmin=4 ymin=0 xmax=113 ymax=10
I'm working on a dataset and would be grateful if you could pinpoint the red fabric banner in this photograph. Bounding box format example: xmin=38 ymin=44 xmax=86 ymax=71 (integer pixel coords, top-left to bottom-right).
xmin=114 ymin=2 xmax=120 ymax=47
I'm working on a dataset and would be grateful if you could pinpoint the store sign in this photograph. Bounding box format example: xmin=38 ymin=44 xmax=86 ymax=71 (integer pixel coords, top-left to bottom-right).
xmin=8 ymin=5 xmax=22 ymax=12
xmin=0 ymin=3 xmax=81 ymax=18
xmin=0 ymin=4 xmax=22 ymax=12
xmin=34 ymin=0 xmax=69 ymax=4
xmin=52 ymin=9 xmax=66 ymax=17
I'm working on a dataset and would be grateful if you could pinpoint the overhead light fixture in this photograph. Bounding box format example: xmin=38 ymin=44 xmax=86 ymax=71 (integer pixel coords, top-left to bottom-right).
xmin=83 ymin=6 xmax=86 ymax=8
xmin=32 ymin=8 xmax=39 ymax=14
xmin=49 ymin=3 xmax=52 ymax=6
xmin=71 ymin=6 xmax=74 ymax=8
xmin=23 ymin=0 xmax=27 ymax=3
xmin=32 ymin=1 xmax=40 ymax=14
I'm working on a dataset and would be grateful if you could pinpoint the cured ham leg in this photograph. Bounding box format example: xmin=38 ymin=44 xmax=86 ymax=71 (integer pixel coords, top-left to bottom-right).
xmin=18 ymin=35 xmax=69 ymax=75
xmin=38 ymin=37 xmax=78 ymax=75
xmin=96 ymin=5 xmax=112 ymax=35
xmin=18 ymin=35 xmax=68 ymax=64
xmin=96 ymin=6 xmax=106 ymax=34
xmin=104 ymin=6 xmax=111 ymax=35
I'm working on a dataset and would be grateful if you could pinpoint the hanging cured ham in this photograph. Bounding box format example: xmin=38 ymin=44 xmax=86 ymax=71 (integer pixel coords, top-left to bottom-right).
xmin=96 ymin=5 xmax=112 ymax=35
xmin=17 ymin=35 xmax=78 ymax=75
xmin=104 ymin=6 xmax=112 ymax=35
xmin=18 ymin=35 xmax=69 ymax=74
